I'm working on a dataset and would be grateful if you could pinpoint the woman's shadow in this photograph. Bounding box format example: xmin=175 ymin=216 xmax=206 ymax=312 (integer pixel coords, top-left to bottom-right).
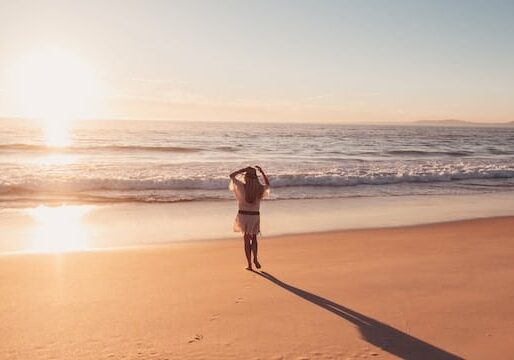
xmin=254 ymin=271 xmax=463 ymax=360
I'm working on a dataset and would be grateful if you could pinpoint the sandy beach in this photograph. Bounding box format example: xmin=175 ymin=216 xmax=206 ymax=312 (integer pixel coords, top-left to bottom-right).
xmin=1 ymin=216 xmax=513 ymax=359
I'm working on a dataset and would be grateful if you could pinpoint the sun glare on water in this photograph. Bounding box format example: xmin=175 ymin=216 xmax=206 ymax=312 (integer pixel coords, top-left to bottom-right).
xmin=28 ymin=205 xmax=92 ymax=253
xmin=8 ymin=47 xmax=102 ymax=147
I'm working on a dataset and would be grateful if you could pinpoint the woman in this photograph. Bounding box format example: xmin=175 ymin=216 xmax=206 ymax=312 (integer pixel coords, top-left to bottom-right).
xmin=229 ymin=165 xmax=270 ymax=270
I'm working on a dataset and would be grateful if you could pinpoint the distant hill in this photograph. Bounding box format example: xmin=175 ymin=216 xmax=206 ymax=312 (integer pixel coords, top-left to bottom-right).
xmin=414 ymin=119 xmax=514 ymax=127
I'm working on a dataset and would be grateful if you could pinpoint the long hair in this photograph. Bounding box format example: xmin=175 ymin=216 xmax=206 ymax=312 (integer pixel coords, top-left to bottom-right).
xmin=244 ymin=168 xmax=264 ymax=203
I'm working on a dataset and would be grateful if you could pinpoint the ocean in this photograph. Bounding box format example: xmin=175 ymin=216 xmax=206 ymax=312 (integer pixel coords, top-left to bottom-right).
xmin=1 ymin=119 xmax=513 ymax=208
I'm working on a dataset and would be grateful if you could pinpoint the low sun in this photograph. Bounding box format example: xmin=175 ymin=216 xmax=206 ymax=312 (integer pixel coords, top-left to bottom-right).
xmin=8 ymin=47 xmax=101 ymax=146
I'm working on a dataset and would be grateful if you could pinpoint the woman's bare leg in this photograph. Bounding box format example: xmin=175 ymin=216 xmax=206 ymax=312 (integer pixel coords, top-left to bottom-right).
xmin=244 ymin=234 xmax=252 ymax=270
xmin=251 ymin=234 xmax=261 ymax=269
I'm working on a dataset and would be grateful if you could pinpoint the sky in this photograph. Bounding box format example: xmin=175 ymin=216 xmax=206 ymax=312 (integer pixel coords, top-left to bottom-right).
xmin=0 ymin=0 xmax=513 ymax=123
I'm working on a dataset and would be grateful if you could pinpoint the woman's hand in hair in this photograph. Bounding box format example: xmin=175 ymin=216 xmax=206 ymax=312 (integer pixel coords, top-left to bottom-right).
xmin=230 ymin=167 xmax=250 ymax=179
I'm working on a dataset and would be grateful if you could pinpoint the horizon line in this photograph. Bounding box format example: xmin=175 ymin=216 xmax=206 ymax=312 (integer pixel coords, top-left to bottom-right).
xmin=0 ymin=116 xmax=513 ymax=127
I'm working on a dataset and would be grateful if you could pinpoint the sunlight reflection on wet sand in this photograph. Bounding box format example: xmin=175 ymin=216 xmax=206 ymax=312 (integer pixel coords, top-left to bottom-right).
xmin=27 ymin=205 xmax=92 ymax=253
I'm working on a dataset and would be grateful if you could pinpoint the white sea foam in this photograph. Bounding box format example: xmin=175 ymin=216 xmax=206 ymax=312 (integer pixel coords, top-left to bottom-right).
xmin=1 ymin=163 xmax=512 ymax=194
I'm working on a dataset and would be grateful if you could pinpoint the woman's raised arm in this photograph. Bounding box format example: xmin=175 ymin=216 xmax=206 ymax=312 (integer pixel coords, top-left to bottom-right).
xmin=255 ymin=165 xmax=270 ymax=186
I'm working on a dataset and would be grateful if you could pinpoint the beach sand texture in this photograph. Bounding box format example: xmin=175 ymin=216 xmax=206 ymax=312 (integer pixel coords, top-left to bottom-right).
xmin=1 ymin=216 xmax=513 ymax=359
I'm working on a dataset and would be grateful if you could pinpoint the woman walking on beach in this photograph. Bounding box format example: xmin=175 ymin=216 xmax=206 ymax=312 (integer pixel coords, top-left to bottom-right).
xmin=229 ymin=166 xmax=270 ymax=270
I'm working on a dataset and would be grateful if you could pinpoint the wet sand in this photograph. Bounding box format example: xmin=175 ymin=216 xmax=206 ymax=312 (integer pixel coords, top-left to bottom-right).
xmin=2 ymin=191 xmax=514 ymax=253
xmin=1 ymin=216 xmax=513 ymax=359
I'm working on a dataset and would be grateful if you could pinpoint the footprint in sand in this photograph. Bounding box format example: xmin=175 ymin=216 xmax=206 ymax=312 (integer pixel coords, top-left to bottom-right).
xmin=188 ymin=334 xmax=204 ymax=343
xmin=210 ymin=313 xmax=221 ymax=321
xmin=235 ymin=297 xmax=243 ymax=303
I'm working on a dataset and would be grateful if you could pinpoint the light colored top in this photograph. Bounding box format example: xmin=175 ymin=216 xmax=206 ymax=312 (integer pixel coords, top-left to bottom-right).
xmin=229 ymin=178 xmax=270 ymax=212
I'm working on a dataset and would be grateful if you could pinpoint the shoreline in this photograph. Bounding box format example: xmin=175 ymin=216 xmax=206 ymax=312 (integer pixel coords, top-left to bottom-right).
xmin=1 ymin=191 xmax=514 ymax=253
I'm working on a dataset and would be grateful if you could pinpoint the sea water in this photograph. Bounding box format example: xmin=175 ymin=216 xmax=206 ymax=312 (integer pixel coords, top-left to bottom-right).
xmin=1 ymin=119 xmax=513 ymax=208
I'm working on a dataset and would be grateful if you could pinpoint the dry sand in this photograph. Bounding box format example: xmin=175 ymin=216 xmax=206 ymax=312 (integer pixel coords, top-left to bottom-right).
xmin=1 ymin=216 xmax=513 ymax=359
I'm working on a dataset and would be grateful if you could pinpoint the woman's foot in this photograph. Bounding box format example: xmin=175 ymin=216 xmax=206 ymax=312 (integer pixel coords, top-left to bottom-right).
xmin=246 ymin=264 xmax=253 ymax=271
xmin=253 ymin=259 xmax=261 ymax=269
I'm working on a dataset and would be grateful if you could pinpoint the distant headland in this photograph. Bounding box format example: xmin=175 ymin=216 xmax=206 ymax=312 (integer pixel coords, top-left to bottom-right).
xmin=413 ymin=119 xmax=514 ymax=127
